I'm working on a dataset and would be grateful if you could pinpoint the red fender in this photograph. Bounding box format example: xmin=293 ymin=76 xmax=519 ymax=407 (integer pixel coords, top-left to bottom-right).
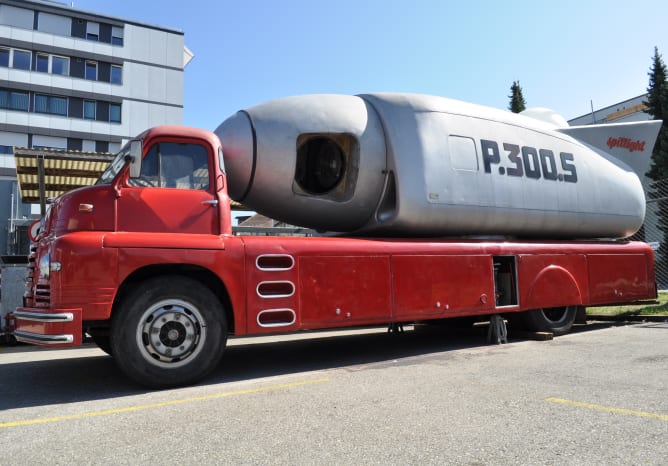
xmin=525 ymin=265 xmax=583 ymax=309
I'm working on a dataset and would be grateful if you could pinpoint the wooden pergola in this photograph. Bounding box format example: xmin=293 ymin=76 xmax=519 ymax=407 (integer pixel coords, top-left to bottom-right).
xmin=14 ymin=147 xmax=115 ymax=215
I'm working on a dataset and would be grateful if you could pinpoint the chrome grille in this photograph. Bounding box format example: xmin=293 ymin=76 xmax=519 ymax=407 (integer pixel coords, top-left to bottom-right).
xmin=24 ymin=244 xmax=50 ymax=307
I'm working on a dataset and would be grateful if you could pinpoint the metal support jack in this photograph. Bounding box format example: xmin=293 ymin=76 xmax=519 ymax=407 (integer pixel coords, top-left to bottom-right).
xmin=487 ymin=314 xmax=507 ymax=344
xmin=387 ymin=322 xmax=404 ymax=333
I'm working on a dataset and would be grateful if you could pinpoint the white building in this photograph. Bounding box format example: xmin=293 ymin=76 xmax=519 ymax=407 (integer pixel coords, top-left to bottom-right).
xmin=0 ymin=0 xmax=192 ymax=257
xmin=568 ymin=94 xmax=649 ymax=126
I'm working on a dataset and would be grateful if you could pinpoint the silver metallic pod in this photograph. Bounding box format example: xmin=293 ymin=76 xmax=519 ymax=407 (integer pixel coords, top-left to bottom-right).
xmin=216 ymin=93 xmax=661 ymax=238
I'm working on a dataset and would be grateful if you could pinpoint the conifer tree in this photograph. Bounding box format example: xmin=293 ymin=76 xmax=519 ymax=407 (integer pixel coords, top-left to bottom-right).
xmin=645 ymin=46 xmax=668 ymax=181
xmin=643 ymin=47 xmax=668 ymax=280
xmin=508 ymin=81 xmax=526 ymax=113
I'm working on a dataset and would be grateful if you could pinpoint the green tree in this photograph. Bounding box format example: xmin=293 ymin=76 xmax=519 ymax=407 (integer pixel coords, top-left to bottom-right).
xmin=508 ymin=81 xmax=526 ymax=113
xmin=643 ymin=47 xmax=668 ymax=283
xmin=645 ymin=46 xmax=668 ymax=181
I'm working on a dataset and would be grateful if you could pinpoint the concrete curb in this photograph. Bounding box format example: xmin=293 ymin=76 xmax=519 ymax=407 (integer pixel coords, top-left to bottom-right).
xmin=587 ymin=314 xmax=668 ymax=322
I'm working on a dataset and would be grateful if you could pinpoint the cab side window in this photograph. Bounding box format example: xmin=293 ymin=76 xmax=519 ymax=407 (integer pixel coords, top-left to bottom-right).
xmin=128 ymin=142 xmax=210 ymax=190
xmin=131 ymin=145 xmax=159 ymax=186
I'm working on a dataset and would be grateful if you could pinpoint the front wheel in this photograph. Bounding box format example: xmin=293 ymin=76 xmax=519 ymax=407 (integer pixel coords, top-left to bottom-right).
xmin=111 ymin=276 xmax=227 ymax=388
xmin=520 ymin=306 xmax=579 ymax=336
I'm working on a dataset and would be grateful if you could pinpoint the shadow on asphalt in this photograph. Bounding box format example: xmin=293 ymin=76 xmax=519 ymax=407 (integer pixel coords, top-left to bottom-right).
xmin=0 ymin=320 xmax=631 ymax=410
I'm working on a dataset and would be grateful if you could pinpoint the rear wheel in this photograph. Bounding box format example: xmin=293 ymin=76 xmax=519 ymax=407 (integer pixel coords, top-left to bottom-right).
xmin=111 ymin=276 xmax=227 ymax=388
xmin=520 ymin=306 xmax=578 ymax=336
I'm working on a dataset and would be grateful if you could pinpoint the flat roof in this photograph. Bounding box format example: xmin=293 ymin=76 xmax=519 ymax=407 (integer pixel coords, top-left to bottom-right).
xmin=7 ymin=0 xmax=184 ymax=35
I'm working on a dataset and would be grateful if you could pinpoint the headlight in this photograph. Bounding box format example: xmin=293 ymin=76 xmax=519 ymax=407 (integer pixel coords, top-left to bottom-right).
xmin=39 ymin=253 xmax=50 ymax=279
xmin=38 ymin=254 xmax=62 ymax=279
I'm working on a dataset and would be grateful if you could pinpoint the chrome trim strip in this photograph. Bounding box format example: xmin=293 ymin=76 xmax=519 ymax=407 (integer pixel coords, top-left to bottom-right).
xmin=256 ymin=309 xmax=296 ymax=328
xmin=256 ymin=280 xmax=295 ymax=298
xmin=13 ymin=311 xmax=74 ymax=323
xmin=255 ymin=254 xmax=295 ymax=271
xmin=14 ymin=330 xmax=74 ymax=345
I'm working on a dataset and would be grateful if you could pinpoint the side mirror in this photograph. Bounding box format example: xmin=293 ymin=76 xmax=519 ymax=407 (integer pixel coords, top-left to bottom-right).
xmin=127 ymin=140 xmax=142 ymax=178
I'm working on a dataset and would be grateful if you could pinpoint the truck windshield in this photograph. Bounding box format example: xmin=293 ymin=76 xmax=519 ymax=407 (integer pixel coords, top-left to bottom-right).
xmin=96 ymin=143 xmax=132 ymax=185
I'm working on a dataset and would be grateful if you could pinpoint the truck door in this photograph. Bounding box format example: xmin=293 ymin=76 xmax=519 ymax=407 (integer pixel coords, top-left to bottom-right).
xmin=117 ymin=141 xmax=220 ymax=235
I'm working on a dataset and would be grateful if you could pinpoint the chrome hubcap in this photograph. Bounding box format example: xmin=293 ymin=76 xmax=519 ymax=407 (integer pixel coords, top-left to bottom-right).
xmin=137 ymin=299 xmax=206 ymax=367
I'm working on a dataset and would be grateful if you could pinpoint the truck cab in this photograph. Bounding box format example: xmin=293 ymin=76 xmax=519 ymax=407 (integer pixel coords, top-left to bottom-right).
xmin=104 ymin=125 xmax=232 ymax=236
xmin=12 ymin=126 xmax=239 ymax=386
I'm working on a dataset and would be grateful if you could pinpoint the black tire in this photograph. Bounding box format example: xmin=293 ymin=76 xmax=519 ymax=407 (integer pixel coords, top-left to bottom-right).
xmin=520 ymin=306 xmax=578 ymax=336
xmin=110 ymin=276 xmax=227 ymax=388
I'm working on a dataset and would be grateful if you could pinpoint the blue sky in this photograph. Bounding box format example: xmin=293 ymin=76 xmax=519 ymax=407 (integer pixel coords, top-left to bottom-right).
xmin=72 ymin=0 xmax=668 ymax=131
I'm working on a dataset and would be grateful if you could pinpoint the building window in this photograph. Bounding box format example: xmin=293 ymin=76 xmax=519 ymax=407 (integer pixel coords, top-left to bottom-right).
xmin=0 ymin=145 xmax=13 ymax=154
xmin=86 ymin=21 xmax=99 ymax=41
xmin=0 ymin=48 xmax=9 ymax=67
xmin=95 ymin=141 xmax=109 ymax=152
xmin=85 ymin=61 xmax=97 ymax=80
xmin=34 ymin=94 xmax=47 ymax=113
xmin=12 ymin=50 xmax=31 ymax=70
xmin=52 ymin=56 xmax=69 ymax=76
xmin=67 ymin=138 xmax=83 ymax=151
xmin=111 ymin=26 xmax=124 ymax=46
xmin=35 ymin=94 xmax=68 ymax=116
xmin=36 ymin=11 xmax=71 ymax=36
xmin=110 ymin=65 xmax=122 ymax=84
xmin=109 ymin=103 xmax=121 ymax=123
xmin=35 ymin=53 xmax=49 ymax=73
xmin=0 ymin=89 xmax=29 ymax=111
xmin=83 ymin=100 xmax=96 ymax=120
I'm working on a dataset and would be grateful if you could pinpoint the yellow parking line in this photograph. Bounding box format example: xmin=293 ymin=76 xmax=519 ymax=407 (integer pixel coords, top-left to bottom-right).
xmin=0 ymin=377 xmax=329 ymax=429
xmin=545 ymin=397 xmax=668 ymax=421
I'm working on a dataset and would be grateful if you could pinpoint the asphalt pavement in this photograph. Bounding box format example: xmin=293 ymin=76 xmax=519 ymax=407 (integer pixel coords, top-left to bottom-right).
xmin=1 ymin=321 xmax=667 ymax=465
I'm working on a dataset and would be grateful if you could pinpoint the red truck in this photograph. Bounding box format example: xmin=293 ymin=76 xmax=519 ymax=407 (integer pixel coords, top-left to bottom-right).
xmin=9 ymin=123 xmax=657 ymax=388
xmin=12 ymin=90 xmax=660 ymax=387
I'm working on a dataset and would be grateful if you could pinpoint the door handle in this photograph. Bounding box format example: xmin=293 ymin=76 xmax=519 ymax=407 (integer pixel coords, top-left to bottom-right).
xmin=201 ymin=199 xmax=219 ymax=206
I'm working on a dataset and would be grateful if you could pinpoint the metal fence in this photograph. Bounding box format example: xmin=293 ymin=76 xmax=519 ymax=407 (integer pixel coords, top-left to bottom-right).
xmin=631 ymin=178 xmax=668 ymax=289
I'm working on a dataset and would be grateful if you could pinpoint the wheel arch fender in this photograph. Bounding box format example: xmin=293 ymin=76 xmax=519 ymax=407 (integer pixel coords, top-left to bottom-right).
xmin=525 ymin=265 xmax=583 ymax=310
xmin=114 ymin=263 xmax=235 ymax=334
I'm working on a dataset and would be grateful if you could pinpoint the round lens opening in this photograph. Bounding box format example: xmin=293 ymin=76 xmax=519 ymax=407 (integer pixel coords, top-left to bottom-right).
xmin=296 ymin=137 xmax=346 ymax=194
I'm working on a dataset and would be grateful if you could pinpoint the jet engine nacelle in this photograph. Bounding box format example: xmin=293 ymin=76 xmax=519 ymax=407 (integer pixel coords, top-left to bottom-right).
xmin=215 ymin=93 xmax=662 ymax=238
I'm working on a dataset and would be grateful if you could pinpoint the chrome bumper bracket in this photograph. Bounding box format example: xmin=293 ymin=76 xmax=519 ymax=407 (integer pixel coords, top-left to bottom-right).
xmin=14 ymin=330 xmax=74 ymax=345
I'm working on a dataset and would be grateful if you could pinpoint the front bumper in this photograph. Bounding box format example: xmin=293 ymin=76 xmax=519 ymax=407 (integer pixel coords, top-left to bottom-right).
xmin=12 ymin=307 xmax=82 ymax=346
